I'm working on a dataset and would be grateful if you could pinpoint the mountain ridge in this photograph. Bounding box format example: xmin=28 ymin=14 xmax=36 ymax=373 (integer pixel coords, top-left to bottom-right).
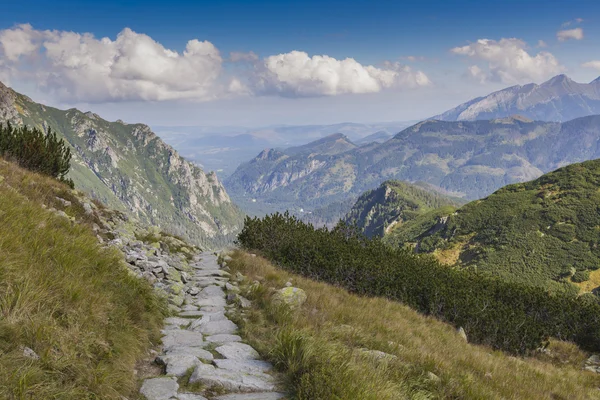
xmin=434 ymin=74 xmax=600 ymax=122
xmin=0 ymin=81 xmax=244 ymax=248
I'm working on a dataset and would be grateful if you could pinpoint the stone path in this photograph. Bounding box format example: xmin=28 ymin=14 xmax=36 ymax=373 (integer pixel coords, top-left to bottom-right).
xmin=140 ymin=252 xmax=286 ymax=400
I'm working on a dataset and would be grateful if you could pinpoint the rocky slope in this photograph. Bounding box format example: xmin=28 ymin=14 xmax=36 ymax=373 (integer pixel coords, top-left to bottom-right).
xmin=225 ymin=115 xmax=600 ymax=215
xmin=343 ymin=180 xmax=462 ymax=238
xmin=434 ymin=74 xmax=600 ymax=122
xmin=387 ymin=159 xmax=600 ymax=292
xmin=0 ymin=81 xmax=244 ymax=249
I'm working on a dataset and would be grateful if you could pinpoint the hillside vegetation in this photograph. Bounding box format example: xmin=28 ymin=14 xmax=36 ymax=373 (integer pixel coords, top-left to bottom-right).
xmin=390 ymin=159 xmax=600 ymax=292
xmin=343 ymin=180 xmax=461 ymax=238
xmin=0 ymin=159 xmax=166 ymax=399
xmin=228 ymin=251 xmax=600 ymax=399
xmin=237 ymin=212 xmax=600 ymax=354
xmin=0 ymin=81 xmax=244 ymax=249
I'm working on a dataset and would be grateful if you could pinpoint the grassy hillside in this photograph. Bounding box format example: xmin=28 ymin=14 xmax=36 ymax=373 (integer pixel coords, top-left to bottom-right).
xmin=228 ymin=251 xmax=600 ymax=399
xmin=0 ymin=159 xmax=166 ymax=399
xmin=344 ymin=180 xmax=461 ymax=238
xmin=395 ymin=159 xmax=600 ymax=291
xmin=0 ymin=81 xmax=244 ymax=249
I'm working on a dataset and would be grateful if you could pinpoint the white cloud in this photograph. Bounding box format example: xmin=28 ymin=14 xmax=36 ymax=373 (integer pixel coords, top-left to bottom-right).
xmin=557 ymin=28 xmax=584 ymax=41
xmin=0 ymin=24 xmax=225 ymax=102
xmin=0 ymin=25 xmax=432 ymax=102
xmin=451 ymin=38 xmax=565 ymax=84
xmin=561 ymin=18 xmax=584 ymax=27
xmin=582 ymin=60 xmax=600 ymax=70
xmin=251 ymin=51 xmax=431 ymax=97
xmin=537 ymin=40 xmax=547 ymax=48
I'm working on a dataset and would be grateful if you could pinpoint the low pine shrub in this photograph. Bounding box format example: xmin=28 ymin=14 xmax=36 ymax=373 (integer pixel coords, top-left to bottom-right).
xmin=0 ymin=122 xmax=73 ymax=187
xmin=237 ymin=212 xmax=600 ymax=354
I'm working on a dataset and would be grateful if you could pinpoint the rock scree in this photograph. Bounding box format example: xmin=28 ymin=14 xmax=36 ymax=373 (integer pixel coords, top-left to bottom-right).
xmin=139 ymin=251 xmax=286 ymax=400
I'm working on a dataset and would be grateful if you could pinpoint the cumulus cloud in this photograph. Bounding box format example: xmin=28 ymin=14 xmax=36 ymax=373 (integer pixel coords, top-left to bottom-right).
xmin=561 ymin=18 xmax=584 ymax=27
xmin=0 ymin=25 xmax=433 ymax=102
xmin=582 ymin=60 xmax=600 ymax=70
xmin=251 ymin=51 xmax=431 ymax=97
xmin=537 ymin=40 xmax=548 ymax=48
xmin=451 ymin=38 xmax=565 ymax=84
xmin=0 ymin=24 xmax=225 ymax=102
xmin=557 ymin=28 xmax=584 ymax=41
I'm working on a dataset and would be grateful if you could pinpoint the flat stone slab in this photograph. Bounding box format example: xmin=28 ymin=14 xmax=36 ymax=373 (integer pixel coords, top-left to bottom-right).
xmin=162 ymin=330 xmax=204 ymax=351
xmin=213 ymin=359 xmax=273 ymax=374
xmin=199 ymin=285 xmax=226 ymax=298
xmin=205 ymin=334 xmax=242 ymax=344
xmin=193 ymin=269 xmax=231 ymax=278
xmin=166 ymin=347 xmax=214 ymax=360
xmin=194 ymin=319 xmax=238 ymax=336
xmin=194 ymin=297 xmax=227 ymax=308
xmin=165 ymin=317 xmax=192 ymax=327
xmin=140 ymin=377 xmax=179 ymax=400
xmin=213 ymin=393 xmax=285 ymax=400
xmin=158 ymin=354 xmax=203 ymax=377
xmin=178 ymin=394 xmax=208 ymax=400
xmin=189 ymin=363 xmax=275 ymax=392
xmin=178 ymin=310 xmax=206 ymax=318
xmin=215 ymin=343 xmax=260 ymax=360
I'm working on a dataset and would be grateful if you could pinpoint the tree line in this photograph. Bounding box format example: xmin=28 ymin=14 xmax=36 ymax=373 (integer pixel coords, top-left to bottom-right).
xmin=237 ymin=212 xmax=600 ymax=355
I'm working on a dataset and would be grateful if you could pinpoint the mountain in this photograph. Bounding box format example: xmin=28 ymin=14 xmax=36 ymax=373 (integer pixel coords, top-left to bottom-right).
xmin=155 ymin=122 xmax=413 ymax=177
xmin=387 ymin=159 xmax=600 ymax=292
xmin=354 ymin=130 xmax=393 ymax=145
xmin=225 ymin=115 xmax=600 ymax=216
xmin=0 ymin=81 xmax=244 ymax=248
xmin=343 ymin=180 xmax=462 ymax=238
xmin=434 ymin=74 xmax=600 ymax=122
xmin=284 ymin=133 xmax=357 ymax=156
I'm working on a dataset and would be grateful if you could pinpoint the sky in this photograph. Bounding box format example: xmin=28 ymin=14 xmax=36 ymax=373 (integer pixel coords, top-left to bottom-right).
xmin=0 ymin=0 xmax=599 ymax=127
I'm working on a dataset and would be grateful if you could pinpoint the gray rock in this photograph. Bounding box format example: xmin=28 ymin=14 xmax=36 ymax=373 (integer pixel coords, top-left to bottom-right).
xmin=213 ymin=394 xmax=285 ymax=400
xmin=205 ymin=334 xmax=242 ymax=344
xmin=177 ymin=394 xmax=208 ymax=400
xmin=213 ymin=359 xmax=273 ymax=374
xmin=195 ymin=319 xmax=238 ymax=336
xmin=162 ymin=330 xmax=204 ymax=351
xmin=178 ymin=311 xmax=206 ymax=318
xmin=83 ymin=202 xmax=94 ymax=215
xmin=139 ymin=377 xmax=179 ymax=400
xmin=189 ymin=363 xmax=275 ymax=392
xmin=195 ymin=296 xmax=227 ymax=308
xmin=272 ymin=287 xmax=307 ymax=309
xmin=215 ymin=342 xmax=259 ymax=360
xmin=457 ymin=327 xmax=468 ymax=342
xmin=157 ymin=353 xmax=202 ymax=377
xmin=200 ymin=285 xmax=226 ymax=298
xmin=22 ymin=346 xmax=40 ymax=360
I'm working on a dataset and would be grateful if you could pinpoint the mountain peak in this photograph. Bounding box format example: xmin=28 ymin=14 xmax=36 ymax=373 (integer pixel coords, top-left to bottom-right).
xmin=542 ymin=74 xmax=574 ymax=86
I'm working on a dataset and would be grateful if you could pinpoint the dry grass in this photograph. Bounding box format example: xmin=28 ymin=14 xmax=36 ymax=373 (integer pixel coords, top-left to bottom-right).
xmin=575 ymin=268 xmax=600 ymax=293
xmin=0 ymin=160 xmax=166 ymax=399
xmin=228 ymin=251 xmax=600 ymax=400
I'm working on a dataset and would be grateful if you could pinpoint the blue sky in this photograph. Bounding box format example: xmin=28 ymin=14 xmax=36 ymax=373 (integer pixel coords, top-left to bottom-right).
xmin=0 ymin=0 xmax=599 ymax=126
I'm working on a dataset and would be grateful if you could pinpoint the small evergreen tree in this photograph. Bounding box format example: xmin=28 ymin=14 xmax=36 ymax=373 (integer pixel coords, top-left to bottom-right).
xmin=0 ymin=122 xmax=74 ymax=187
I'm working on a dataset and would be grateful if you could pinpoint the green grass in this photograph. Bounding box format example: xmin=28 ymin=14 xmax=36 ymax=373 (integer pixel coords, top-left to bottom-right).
xmin=0 ymin=160 xmax=166 ymax=399
xmin=228 ymin=251 xmax=600 ymax=400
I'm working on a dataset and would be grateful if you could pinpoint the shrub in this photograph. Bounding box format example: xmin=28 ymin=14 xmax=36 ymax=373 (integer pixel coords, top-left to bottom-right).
xmin=0 ymin=122 xmax=73 ymax=187
xmin=572 ymin=270 xmax=590 ymax=283
xmin=237 ymin=212 xmax=600 ymax=355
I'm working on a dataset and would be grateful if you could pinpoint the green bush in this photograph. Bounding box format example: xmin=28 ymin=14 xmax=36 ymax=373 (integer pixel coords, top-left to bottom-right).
xmin=0 ymin=122 xmax=73 ymax=187
xmin=237 ymin=212 xmax=600 ymax=355
xmin=572 ymin=270 xmax=590 ymax=283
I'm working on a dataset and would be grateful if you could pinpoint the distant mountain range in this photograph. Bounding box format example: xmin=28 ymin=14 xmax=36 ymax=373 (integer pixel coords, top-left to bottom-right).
xmin=225 ymin=115 xmax=600 ymax=217
xmin=434 ymin=74 xmax=600 ymax=122
xmin=155 ymin=122 xmax=412 ymax=177
xmin=0 ymin=81 xmax=244 ymax=248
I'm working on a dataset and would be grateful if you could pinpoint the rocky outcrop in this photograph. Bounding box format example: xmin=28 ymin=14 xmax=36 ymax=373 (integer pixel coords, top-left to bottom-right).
xmin=0 ymin=81 xmax=244 ymax=249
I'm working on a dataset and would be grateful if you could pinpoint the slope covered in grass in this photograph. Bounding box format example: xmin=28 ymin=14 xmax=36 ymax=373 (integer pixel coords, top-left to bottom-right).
xmin=228 ymin=251 xmax=600 ymax=399
xmin=0 ymin=160 xmax=166 ymax=399
xmin=398 ymin=159 xmax=600 ymax=291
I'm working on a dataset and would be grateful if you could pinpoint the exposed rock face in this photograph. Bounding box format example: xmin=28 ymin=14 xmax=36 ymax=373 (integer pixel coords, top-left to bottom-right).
xmin=0 ymin=81 xmax=244 ymax=249
xmin=434 ymin=74 xmax=600 ymax=122
xmin=272 ymin=287 xmax=307 ymax=309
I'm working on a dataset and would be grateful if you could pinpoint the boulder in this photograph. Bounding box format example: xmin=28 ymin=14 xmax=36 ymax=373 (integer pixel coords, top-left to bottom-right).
xmin=272 ymin=287 xmax=307 ymax=309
